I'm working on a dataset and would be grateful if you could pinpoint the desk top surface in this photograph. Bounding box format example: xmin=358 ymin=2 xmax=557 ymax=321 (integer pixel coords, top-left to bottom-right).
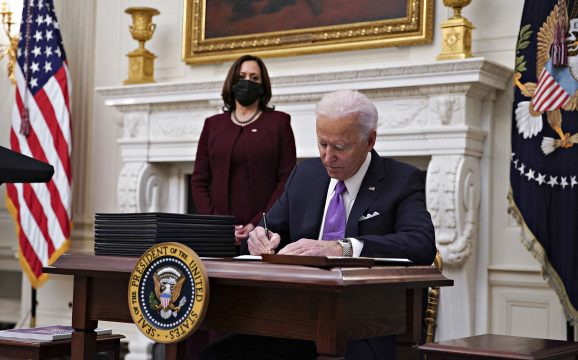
xmin=44 ymin=254 xmax=452 ymax=289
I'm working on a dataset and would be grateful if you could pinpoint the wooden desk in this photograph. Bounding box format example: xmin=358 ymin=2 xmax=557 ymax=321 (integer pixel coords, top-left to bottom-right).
xmin=44 ymin=255 xmax=452 ymax=360
xmin=419 ymin=334 xmax=578 ymax=360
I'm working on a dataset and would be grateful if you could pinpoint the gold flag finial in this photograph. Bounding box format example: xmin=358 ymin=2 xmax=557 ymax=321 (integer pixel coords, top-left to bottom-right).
xmin=0 ymin=0 xmax=19 ymax=84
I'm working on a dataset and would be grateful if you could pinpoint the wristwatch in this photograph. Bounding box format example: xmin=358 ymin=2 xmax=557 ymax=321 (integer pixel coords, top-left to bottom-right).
xmin=338 ymin=238 xmax=353 ymax=257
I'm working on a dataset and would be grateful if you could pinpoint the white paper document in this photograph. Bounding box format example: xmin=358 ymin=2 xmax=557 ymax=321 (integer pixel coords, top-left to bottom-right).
xmin=233 ymin=255 xmax=262 ymax=261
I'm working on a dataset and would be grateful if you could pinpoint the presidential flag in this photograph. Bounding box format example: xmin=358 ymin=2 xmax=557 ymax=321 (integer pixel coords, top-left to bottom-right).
xmin=5 ymin=0 xmax=72 ymax=288
xmin=509 ymin=0 xmax=578 ymax=325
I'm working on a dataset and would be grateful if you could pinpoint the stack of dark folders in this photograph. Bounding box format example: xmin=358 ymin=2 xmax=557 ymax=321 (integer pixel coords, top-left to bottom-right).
xmin=94 ymin=213 xmax=236 ymax=257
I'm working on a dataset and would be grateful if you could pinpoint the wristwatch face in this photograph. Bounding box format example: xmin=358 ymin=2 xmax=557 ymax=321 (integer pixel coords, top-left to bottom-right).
xmin=339 ymin=238 xmax=351 ymax=245
xmin=339 ymin=238 xmax=352 ymax=256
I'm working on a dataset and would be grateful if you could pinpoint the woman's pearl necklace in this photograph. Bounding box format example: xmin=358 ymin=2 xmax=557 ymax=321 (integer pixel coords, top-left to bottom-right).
xmin=232 ymin=109 xmax=260 ymax=124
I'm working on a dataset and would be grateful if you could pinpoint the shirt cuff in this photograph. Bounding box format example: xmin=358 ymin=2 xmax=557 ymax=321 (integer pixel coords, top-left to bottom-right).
xmin=349 ymin=237 xmax=364 ymax=257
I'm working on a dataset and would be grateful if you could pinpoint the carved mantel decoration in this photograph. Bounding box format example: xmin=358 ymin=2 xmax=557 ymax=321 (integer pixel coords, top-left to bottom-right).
xmin=97 ymin=59 xmax=511 ymax=268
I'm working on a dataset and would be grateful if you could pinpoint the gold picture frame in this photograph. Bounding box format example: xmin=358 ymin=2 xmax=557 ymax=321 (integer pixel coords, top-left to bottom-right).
xmin=182 ymin=0 xmax=434 ymax=65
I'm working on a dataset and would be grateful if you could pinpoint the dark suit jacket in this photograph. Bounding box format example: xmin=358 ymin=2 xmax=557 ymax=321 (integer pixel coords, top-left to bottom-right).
xmin=191 ymin=111 xmax=296 ymax=226
xmin=238 ymin=150 xmax=435 ymax=358
xmin=258 ymin=149 xmax=436 ymax=265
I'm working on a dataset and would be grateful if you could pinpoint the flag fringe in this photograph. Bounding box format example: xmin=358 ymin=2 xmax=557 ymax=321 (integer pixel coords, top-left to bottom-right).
xmin=5 ymin=190 xmax=71 ymax=289
xmin=508 ymin=188 xmax=578 ymax=326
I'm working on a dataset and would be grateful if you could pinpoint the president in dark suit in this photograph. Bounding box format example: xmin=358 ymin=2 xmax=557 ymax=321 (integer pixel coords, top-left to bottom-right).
xmin=200 ymin=90 xmax=436 ymax=360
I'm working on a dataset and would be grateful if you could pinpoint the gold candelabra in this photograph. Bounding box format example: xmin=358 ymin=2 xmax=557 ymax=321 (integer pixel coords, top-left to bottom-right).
xmin=0 ymin=0 xmax=19 ymax=84
xmin=124 ymin=7 xmax=160 ymax=85
xmin=437 ymin=0 xmax=474 ymax=61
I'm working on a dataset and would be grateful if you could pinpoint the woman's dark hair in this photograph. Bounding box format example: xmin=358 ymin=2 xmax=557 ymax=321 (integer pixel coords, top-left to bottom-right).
xmin=221 ymin=55 xmax=274 ymax=112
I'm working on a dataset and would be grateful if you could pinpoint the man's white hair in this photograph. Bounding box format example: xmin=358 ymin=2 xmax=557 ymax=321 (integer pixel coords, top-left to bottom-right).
xmin=315 ymin=90 xmax=378 ymax=140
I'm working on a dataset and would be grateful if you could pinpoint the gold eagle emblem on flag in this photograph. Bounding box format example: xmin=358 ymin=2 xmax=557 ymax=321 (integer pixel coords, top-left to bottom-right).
xmin=514 ymin=0 xmax=578 ymax=155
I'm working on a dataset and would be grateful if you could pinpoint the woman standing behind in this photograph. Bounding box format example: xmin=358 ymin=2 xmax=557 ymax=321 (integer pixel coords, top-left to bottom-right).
xmin=191 ymin=55 xmax=297 ymax=249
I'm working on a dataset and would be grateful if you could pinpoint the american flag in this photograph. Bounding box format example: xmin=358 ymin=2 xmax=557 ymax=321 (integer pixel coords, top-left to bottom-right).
xmin=5 ymin=0 xmax=71 ymax=288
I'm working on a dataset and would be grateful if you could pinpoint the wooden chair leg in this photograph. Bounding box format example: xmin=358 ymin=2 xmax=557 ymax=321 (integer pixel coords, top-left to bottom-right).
xmin=424 ymin=251 xmax=443 ymax=344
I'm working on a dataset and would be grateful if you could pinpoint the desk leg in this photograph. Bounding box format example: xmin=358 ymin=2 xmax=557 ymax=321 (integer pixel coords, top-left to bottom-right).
xmin=396 ymin=289 xmax=422 ymax=360
xmin=315 ymin=294 xmax=346 ymax=360
xmin=71 ymin=276 xmax=98 ymax=359
xmin=165 ymin=340 xmax=188 ymax=360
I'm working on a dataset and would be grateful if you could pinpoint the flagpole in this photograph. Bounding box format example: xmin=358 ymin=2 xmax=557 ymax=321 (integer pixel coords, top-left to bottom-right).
xmin=30 ymin=287 xmax=36 ymax=328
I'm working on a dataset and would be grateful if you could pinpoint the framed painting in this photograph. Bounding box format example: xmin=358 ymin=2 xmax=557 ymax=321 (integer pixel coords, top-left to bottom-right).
xmin=182 ymin=0 xmax=433 ymax=64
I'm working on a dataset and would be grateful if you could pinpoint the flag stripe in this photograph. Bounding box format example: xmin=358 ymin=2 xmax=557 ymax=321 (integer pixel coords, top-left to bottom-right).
xmin=536 ymin=86 xmax=568 ymax=112
xmin=532 ymin=71 xmax=569 ymax=112
xmin=22 ymin=183 xmax=56 ymax=256
xmin=547 ymin=88 xmax=569 ymax=109
xmin=11 ymin=125 xmax=70 ymax=243
xmin=55 ymin=65 xmax=70 ymax=114
xmin=45 ymin=68 xmax=72 ymax=154
xmin=14 ymin=90 xmax=72 ymax=233
xmin=533 ymin=73 xmax=557 ymax=109
xmin=533 ymin=68 xmax=548 ymax=94
xmin=9 ymin=129 xmax=58 ymax=256
xmin=538 ymin=86 xmax=564 ymax=109
xmin=6 ymin=184 xmax=44 ymax=278
xmin=14 ymin=70 xmax=72 ymax=219
xmin=34 ymin=88 xmax=71 ymax=183
xmin=8 ymin=175 xmax=49 ymax=267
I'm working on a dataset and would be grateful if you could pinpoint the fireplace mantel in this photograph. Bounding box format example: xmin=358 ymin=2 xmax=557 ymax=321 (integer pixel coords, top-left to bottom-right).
xmin=97 ymin=58 xmax=510 ymax=160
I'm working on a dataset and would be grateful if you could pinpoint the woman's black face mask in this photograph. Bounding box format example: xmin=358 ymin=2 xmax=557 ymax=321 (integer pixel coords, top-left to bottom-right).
xmin=233 ymin=79 xmax=264 ymax=106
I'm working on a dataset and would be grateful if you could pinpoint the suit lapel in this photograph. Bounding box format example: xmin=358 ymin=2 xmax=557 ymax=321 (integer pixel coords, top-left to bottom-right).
xmin=300 ymin=164 xmax=330 ymax=238
xmin=346 ymin=150 xmax=385 ymax=236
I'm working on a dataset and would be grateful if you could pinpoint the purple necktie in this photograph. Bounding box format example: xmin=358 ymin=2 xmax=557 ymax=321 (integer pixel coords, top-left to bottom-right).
xmin=322 ymin=181 xmax=347 ymax=240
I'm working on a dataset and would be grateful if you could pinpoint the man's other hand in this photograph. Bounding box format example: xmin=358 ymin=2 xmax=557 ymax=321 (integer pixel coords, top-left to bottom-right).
xmin=277 ymin=239 xmax=341 ymax=256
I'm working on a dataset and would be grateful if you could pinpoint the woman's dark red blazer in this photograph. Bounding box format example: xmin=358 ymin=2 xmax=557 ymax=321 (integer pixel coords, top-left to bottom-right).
xmin=190 ymin=110 xmax=297 ymax=226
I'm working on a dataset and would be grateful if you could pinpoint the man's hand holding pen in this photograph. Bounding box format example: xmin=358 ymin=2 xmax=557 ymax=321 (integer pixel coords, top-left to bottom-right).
xmin=248 ymin=226 xmax=280 ymax=255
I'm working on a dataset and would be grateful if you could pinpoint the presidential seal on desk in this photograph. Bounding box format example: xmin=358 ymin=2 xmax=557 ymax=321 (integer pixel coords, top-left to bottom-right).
xmin=128 ymin=242 xmax=209 ymax=343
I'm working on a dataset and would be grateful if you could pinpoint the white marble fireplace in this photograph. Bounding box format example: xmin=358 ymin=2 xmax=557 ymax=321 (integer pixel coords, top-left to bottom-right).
xmin=96 ymin=58 xmax=512 ymax=355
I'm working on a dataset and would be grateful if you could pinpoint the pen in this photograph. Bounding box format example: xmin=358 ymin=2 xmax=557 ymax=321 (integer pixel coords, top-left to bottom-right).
xmin=262 ymin=212 xmax=271 ymax=240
